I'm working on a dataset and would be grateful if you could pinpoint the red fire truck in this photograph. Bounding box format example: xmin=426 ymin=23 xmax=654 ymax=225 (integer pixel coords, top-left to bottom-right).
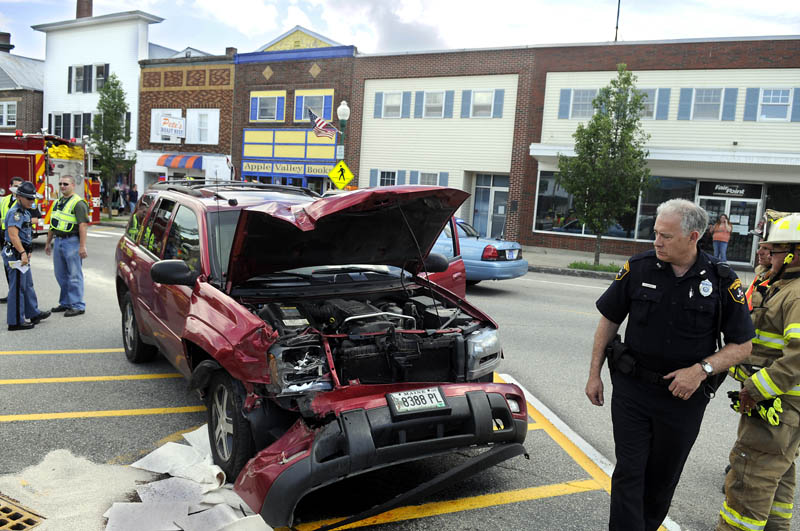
xmin=0 ymin=131 xmax=98 ymax=237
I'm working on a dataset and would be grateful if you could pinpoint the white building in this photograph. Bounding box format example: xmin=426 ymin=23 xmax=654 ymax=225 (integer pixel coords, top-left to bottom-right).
xmin=32 ymin=8 xmax=173 ymax=190
xmin=359 ymin=74 xmax=519 ymax=238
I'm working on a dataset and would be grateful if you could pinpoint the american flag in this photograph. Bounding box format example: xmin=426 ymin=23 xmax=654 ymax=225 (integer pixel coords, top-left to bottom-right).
xmin=307 ymin=108 xmax=339 ymax=139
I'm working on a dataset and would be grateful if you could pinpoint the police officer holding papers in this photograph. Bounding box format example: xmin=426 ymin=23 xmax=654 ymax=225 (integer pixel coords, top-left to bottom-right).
xmin=586 ymin=199 xmax=755 ymax=531
xmin=2 ymin=181 xmax=50 ymax=331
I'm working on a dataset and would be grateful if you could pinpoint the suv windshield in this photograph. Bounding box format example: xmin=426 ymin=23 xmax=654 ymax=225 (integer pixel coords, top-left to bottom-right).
xmin=207 ymin=209 xmax=240 ymax=284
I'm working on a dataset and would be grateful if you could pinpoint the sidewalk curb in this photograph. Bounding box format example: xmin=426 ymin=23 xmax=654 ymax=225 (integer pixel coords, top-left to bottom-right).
xmin=528 ymin=265 xmax=617 ymax=281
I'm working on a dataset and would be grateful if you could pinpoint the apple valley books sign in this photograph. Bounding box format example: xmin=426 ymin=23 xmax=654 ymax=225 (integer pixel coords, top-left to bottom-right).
xmin=242 ymin=161 xmax=334 ymax=176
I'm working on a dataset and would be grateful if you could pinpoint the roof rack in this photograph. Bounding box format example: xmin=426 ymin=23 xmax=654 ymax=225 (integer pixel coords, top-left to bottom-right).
xmin=149 ymin=179 xmax=321 ymax=199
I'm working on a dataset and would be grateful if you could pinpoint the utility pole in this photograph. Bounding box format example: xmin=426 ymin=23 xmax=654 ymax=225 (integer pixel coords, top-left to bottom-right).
xmin=614 ymin=0 xmax=621 ymax=42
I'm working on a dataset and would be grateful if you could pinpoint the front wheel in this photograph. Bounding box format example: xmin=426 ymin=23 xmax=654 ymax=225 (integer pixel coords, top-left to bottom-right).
xmin=207 ymin=371 xmax=254 ymax=480
xmin=122 ymin=292 xmax=157 ymax=363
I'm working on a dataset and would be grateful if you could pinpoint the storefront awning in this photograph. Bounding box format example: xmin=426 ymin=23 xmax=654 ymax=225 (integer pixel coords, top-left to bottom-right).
xmin=157 ymin=154 xmax=203 ymax=169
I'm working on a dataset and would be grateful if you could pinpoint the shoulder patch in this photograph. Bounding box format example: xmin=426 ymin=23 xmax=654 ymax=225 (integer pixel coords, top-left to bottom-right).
xmin=728 ymin=278 xmax=745 ymax=304
xmin=13 ymin=212 xmax=21 ymax=221
xmin=616 ymin=261 xmax=630 ymax=281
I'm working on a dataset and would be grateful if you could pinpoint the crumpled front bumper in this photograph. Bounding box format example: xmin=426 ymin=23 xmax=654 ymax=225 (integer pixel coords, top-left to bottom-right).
xmin=234 ymin=385 xmax=528 ymax=528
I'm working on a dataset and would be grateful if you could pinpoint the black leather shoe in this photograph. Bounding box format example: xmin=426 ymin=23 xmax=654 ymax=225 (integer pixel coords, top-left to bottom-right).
xmin=64 ymin=308 xmax=85 ymax=317
xmin=31 ymin=311 xmax=51 ymax=324
xmin=51 ymin=305 xmax=69 ymax=312
xmin=0 ymin=297 xmax=7 ymax=303
xmin=9 ymin=322 xmax=34 ymax=331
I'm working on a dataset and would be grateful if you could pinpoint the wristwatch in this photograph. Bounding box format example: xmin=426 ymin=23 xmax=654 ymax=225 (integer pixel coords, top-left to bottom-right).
xmin=700 ymin=360 xmax=714 ymax=376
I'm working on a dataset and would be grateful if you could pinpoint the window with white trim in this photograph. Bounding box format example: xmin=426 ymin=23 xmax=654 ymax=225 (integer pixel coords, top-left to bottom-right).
xmin=186 ymin=108 xmax=219 ymax=145
xmin=420 ymin=172 xmax=438 ymax=185
xmin=692 ymin=88 xmax=722 ymax=120
xmin=471 ymin=90 xmax=493 ymax=118
xmin=759 ymin=88 xmax=791 ymax=121
xmin=639 ymin=88 xmax=656 ymax=119
xmin=383 ymin=92 xmax=402 ymax=118
xmin=95 ymin=64 xmax=106 ymax=91
xmin=258 ymin=96 xmax=277 ymax=120
xmin=379 ymin=171 xmax=396 ymax=186
xmin=0 ymin=102 xmax=16 ymax=127
xmin=424 ymin=91 xmax=444 ymax=118
xmin=72 ymin=113 xmax=83 ymax=139
xmin=570 ymin=89 xmax=596 ymax=119
xmin=74 ymin=66 xmax=84 ymax=93
xmin=54 ymin=114 xmax=63 ymax=137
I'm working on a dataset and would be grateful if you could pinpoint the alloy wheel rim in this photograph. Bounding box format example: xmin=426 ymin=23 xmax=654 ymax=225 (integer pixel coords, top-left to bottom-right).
xmin=212 ymin=385 xmax=234 ymax=461
xmin=124 ymin=302 xmax=135 ymax=351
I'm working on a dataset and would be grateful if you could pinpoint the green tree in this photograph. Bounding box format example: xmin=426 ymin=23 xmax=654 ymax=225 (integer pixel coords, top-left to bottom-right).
xmin=556 ymin=64 xmax=653 ymax=265
xmin=89 ymin=73 xmax=135 ymax=217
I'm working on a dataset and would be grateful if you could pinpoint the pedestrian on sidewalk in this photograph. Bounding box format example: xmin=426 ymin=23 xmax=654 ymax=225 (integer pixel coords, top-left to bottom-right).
xmin=2 ymin=181 xmax=50 ymax=330
xmin=127 ymin=184 xmax=138 ymax=214
xmin=711 ymin=214 xmax=733 ymax=262
xmin=45 ymin=175 xmax=89 ymax=317
xmin=585 ymin=198 xmax=754 ymax=531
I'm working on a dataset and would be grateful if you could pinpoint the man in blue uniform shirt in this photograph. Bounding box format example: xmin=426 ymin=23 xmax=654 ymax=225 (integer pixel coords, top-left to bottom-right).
xmin=585 ymin=198 xmax=755 ymax=531
xmin=2 ymin=181 xmax=50 ymax=331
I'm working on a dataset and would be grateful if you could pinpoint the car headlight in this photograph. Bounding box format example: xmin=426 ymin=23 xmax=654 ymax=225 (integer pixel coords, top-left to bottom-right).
xmin=465 ymin=327 xmax=502 ymax=380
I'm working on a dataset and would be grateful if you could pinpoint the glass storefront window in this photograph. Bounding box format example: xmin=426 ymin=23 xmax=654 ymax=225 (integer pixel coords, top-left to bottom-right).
xmin=766 ymin=184 xmax=800 ymax=213
xmin=635 ymin=177 xmax=696 ymax=240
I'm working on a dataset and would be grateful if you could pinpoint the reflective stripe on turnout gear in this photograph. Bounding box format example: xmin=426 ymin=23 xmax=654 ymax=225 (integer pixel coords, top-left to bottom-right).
xmin=786 ymin=323 xmax=800 ymax=341
xmin=770 ymin=500 xmax=793 ymax=519
xmin=50 ymin=194 xmax=85 ymax=233
xmin=753 ymin=328 xmax=785 ymax=350
xmin=720 ymin=501 xmax=767 ymax=530
xmin=0 ymin=194 xmax=15 ymax=230
xmin=753 ymin=368 xmax=784 ymax=400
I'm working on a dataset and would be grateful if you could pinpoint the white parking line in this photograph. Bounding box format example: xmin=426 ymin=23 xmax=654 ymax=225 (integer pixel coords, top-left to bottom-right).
xmin=499 ymin=373 xmax=682 ymax=531
xmin=519 ymin=277 xmax=607 ymax=290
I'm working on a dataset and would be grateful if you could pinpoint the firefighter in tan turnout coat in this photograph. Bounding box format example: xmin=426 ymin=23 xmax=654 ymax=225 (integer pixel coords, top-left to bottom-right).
xmin=718 ymin=213 xmax=800 ymax=531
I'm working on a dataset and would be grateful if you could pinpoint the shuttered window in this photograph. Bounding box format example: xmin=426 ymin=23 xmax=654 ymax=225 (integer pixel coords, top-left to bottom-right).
xmin=383 ymin=93 xmax=402 ymax=118
xmin=760 ymin=88 xmax=791 ymax=120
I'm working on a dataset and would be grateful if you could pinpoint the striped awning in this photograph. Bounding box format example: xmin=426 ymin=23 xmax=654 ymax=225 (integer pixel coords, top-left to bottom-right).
xmin=157 ymin=154 xmax=203 ymax=169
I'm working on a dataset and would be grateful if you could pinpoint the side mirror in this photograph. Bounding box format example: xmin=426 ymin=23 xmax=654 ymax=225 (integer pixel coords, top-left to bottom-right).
xmin=151 ymin=259 xmax=199 ymax=287
xmin=423 ymin=252 xmax=449 ymax=273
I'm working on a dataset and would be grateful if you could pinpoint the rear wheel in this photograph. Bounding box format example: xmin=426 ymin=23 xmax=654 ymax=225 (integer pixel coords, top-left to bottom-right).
xmin=207 ymin=371 xmax=254 ymax=480
xmin=122 ymin=292 xmax=157 ymax=363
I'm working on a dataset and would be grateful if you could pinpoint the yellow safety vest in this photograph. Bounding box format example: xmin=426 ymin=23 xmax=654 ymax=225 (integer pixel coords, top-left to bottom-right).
xmin=0 ymin=194 xmax=16 ymax=230
xmin=50 ymin=194 xmax=86 ymax=234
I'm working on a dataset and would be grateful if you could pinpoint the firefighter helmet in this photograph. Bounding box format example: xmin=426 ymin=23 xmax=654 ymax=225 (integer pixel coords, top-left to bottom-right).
xmin=767 ymin=213 xmax=800 ymax=245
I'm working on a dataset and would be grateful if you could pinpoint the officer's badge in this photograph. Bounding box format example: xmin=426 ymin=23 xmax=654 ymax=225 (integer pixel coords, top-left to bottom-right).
xmin=728 ymin=278 xmax=746 ymax=304
xmin=615 ymin=261 xmax=630 ymax=281
xmin=699 ymin=279 xmax=713 ymax=297
xmin=13 ymin=212 xmax=21 ymax=221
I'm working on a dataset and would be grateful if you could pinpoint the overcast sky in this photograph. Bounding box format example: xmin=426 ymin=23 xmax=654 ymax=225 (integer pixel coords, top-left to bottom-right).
xmin=2 ymin=0 xmax=799 ymax=59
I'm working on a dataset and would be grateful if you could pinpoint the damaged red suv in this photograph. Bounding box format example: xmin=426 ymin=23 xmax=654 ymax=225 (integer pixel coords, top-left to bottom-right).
xmin=116 ymin=181 xmax=527 ymax=528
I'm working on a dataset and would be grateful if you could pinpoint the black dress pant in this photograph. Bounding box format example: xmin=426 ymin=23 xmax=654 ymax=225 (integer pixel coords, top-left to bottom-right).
xmin=609 ymin=371 xmax=709 ymax=531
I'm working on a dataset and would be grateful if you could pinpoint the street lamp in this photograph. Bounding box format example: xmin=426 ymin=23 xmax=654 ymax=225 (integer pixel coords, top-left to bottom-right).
xmin=336 ymin=100 xmax=350 ymax=160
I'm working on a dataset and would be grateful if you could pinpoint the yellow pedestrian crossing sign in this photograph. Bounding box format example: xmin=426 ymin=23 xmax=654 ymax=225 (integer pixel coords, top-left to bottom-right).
xmin=328 ymin=160 xmax=354 ymax=189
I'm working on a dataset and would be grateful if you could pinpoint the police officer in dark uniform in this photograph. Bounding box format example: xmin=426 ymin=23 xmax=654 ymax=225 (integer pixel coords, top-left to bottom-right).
xmin=585 ymin=198 xmax=755 ymax=531
xmin=2 ymin=181 xmax=50 ymax=331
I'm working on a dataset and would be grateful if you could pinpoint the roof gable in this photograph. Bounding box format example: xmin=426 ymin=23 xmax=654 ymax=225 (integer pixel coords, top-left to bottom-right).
xmin=256 ymin=26 xmax=341 ymax=52
xmin=0 ymin=54 xmax=44 ymax=91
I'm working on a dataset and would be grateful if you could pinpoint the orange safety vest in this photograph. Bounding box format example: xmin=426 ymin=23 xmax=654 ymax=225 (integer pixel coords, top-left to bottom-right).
xmin=745 ymin=275 xmax=771 ymax=311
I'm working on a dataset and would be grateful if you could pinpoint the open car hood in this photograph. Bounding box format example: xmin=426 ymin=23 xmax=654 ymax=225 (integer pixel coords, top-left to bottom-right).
xmin=226 ymin=186 xmax=469 ymax=288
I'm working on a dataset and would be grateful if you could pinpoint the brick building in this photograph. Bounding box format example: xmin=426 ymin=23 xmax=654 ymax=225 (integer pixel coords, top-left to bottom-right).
xmin=137 ymin=53 xmax=236 ymax=186
xmin=0 ymin=32 xmax=43 ymax=134
xmin=231 ymin=27 xmax=355 ymax=195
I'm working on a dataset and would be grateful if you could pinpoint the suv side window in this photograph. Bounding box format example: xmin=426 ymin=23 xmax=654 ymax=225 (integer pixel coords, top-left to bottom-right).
xmin=164 ymin=205 xmax=201 ymax=272
xmin=126 ymin=194 xmax=154 ymax=242
xmin=141 ymin=198 xmax=176 ymax=257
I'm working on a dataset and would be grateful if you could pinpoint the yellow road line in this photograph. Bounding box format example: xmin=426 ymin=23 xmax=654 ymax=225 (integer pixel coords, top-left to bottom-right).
xmin=290 ymin=479 xmax=600 ymax=530
xmin=0 ymin=405 xmax=206 ymax=422
xmin=496 ymin=374 xmax=611 ymax=493
xmin=528 ymin=423 xmax=545 ymax=431
xmin=0 ymin=373 xmax=182 ymax=385
xmin=0 ymin=348 xmax=124 ymax=355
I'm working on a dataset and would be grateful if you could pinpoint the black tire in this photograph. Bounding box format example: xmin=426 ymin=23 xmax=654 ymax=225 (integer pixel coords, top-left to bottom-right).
xmin=121 ymin=292 xmax=157 ymax=363
xmin=207 ymin=371 xmax=255 ymax=480
xmin=474 ymin=373 xmax=494 ymax=383
xmin=467 ymin=280 xmax=481 ymax=286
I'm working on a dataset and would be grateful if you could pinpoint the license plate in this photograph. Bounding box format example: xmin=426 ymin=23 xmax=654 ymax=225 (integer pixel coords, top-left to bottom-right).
xmin=387 ymin=387 xmax=448 ymax=416
xmin=506 ymin=249 xmax=518 ymax=260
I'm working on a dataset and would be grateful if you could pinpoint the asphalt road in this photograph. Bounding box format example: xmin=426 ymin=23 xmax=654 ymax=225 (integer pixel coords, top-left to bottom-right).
xmin=1 ymin=228 xmax=795 ymax=530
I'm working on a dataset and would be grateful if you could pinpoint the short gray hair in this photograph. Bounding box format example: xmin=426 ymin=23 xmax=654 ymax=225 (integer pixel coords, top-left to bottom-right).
xmin=656 ymin=199 xmax=709 ymax=236
xmin=60 ymin=175 xmax=76 ymax=184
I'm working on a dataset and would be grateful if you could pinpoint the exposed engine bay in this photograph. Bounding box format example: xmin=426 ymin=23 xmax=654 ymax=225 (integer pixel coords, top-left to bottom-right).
xmin=250 ymin=292 xmax=503 ymax=399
